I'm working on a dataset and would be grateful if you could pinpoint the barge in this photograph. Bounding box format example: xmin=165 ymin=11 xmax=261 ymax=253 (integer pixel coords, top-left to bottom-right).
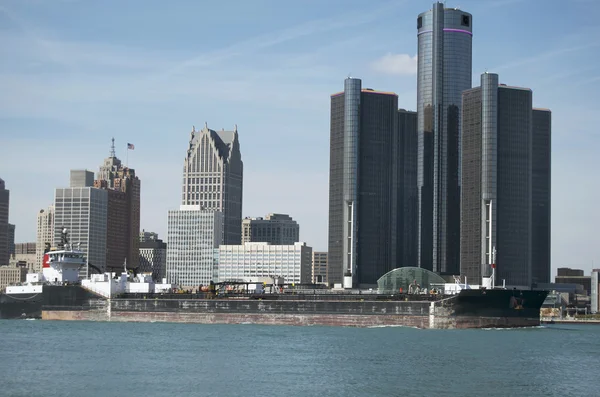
xmin=1 ymin=230 xmax=548 ymax=329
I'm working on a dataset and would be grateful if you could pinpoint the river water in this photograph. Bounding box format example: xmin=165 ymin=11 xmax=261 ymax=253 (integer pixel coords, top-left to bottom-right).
xmin=0 ymin=320 xmax=598 ymax=397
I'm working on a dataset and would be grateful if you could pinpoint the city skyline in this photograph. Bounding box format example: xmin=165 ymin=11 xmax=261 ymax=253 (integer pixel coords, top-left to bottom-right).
xmin=1 ymin=0 xmax=599 ymax=275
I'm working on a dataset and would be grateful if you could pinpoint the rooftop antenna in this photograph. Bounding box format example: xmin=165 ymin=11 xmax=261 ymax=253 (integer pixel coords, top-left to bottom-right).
xmin=110 ymin=137 xmax=116 ymax=157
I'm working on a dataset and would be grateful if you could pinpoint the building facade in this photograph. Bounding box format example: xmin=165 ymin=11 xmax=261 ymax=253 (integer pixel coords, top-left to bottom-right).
xmin=532 ymin=109 xmax=552 ymax=284
xmin=217 ymin=242 xmax=312 ymax=284
xmin=0 ymin=265 xmax=27 ymax=292
xmin=70 ymin=169 xmax=94 ymax=188
xmin=94 ymin=139 xmax=141 ymax=271
xmin=396 ymin=110 xmax=418 ymax=268
xmin=139 ymin=237 xmax=167 ymax=281
xmin=241 ymin=213 xmax=299 ymax=245
xmin=328 ymin=78 xmax=408 ymax=287
xmin=36 ymin=205 xmax=54 ymax=272
xmin=311 ymin=251 xmax=328 ymax=284
xmin=182 ymin=124 xmax=243 ymax=245
xmin=0 ymin=178 xmax=9 ymax=266
xmin=461 ymin=72 xmax=551 ymax=287
xmin=417 ymin=3 xmax=473 ymax=275
xmin=10 ymin=243 xmax=36 ymax=274
xmin=54 ymin=185 xmax=108 ymax=275
xmin=8 ymin=223 xmax=15 ymax=257
xmin=166 ymin=206 xmax=223 ymax=287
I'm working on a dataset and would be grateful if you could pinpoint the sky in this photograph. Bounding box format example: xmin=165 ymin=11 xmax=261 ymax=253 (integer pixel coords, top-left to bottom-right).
xmin=1 ymin=0 xmax=599 ymax=276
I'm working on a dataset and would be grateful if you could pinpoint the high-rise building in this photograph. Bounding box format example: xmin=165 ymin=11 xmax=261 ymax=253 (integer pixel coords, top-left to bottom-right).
xmin=0 ymin=178 xmax=9 ymax=266
xmin=532 ymin=109 xmax=552 ymax=284
xmin=70 ymin=170 xmax=94 ymax=188
xmin=139 ymin=235 xmax=167 ymax=281
xmin=182 ymin=123 xmax=243 ymax=245
xmin=461 ymin=72 xmax=550 ymax=287
xmin=396 ymin=110 xmax=418 ymax=268
xmin=54 ymin=183 xmax=108 ymax=275
xmin=242 ymin=213 xmax=299 ymax=245
xmin=8 ymin=223 xmax=15 ymax=257
xmin=417 ymin=2 xmax=473 ymax=275
xmin=166 ymin=206 xmax=223 ymax=287
xmin=36 ymin=205 xmax=54 ymax=272
xmin=94 ymin=139 xmax=141 ymax=271
xmin=328 ymin=78 xmax=404 ymax=287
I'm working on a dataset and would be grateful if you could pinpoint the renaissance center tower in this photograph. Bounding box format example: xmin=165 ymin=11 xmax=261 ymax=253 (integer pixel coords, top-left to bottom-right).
xmin=416 ymin=2 xmax=472 ymax=274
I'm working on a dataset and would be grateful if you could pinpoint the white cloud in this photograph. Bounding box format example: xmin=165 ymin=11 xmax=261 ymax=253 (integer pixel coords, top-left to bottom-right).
xmin=370 ymin=53 xmax=417 ymax=76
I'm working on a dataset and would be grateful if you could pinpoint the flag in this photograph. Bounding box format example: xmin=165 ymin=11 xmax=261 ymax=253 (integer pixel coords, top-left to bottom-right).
xmin=127 ymin=143 xmax=135 ymax=150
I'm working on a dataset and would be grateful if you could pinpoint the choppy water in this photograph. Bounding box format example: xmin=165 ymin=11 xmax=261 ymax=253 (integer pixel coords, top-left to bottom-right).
xmin=0 ymin=320 xmax=598 ymax=397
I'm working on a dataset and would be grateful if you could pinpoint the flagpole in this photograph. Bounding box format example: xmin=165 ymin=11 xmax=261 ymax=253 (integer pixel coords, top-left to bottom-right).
xmin=126 ymin=144 xmax=129 ymax=168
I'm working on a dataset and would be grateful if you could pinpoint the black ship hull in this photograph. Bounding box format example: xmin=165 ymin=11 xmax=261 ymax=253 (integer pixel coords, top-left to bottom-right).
xmin=0 ymin=292 xmax=43 ymax=319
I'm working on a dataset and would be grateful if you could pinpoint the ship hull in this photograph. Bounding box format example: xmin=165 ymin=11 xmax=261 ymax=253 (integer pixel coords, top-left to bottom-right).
xmin=0 ymin=293 xmax=43 ymax=319
xmin=34 ymin=286 xmax=548 ymax=329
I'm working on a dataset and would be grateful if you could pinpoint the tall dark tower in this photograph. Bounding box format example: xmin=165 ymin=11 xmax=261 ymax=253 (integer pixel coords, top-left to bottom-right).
xmin=327 ymin=78 xmax=400 ymax=288
xmin=417 ymin=2 xmax=473 ymax=274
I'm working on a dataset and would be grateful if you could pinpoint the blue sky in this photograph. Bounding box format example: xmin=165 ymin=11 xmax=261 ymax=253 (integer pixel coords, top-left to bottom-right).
xmin=1 ymin=0 xmax=599 ymax=276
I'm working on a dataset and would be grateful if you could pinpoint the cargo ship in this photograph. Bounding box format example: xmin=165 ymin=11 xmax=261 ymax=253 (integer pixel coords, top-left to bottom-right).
xmin=1 ymin=230 xmax=548 ymax=329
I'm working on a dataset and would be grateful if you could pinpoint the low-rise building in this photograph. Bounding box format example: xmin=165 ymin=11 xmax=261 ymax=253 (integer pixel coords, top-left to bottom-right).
xmin=312 ymin=251 xmax=328 ymax=284
xmin=0 ymin=265 xmax=27 ymax=291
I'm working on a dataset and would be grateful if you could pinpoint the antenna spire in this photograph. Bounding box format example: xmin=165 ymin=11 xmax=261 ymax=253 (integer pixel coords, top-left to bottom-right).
xmin=110 ymin=137 xmax=116 ymax=157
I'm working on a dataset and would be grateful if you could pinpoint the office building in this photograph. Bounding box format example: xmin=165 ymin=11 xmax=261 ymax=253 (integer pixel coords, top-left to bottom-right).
xmin=0 ymin=178 xmax=9 ymax=266
xmin=139 ymin=236 xmax=167 ymax=281
xmin=312 ymin=251 xmax=328 ymax=284
xmin=54 ymin=182 xmax=108 ymax=275
xmin=70 ymin=170 xmax=94 ymax=188
xmin=328 ymin=78 xmax=404 ymax=287
xmin=94 ymin=139 xmax=141 ymax=271
xmin=217 ymin=242 xmax=312 ymax=284
xmin=10 ymin=242 xmax=36 ymax=273
xmin=396 ymin=110 xmax=418 ymax=268
xmin=36 ymin=205 xmax=54 ymax=272
xmin=166 ymin=206 xmax=223 ymax=287
xmin=8 ymin=223 xmax=15 ymax=257
xmin=242 ymin=213 xmax=299 ymax=245
xmin=0 ymin=265 xmax=27 ymax=291
xmin=182 ymin=123 xmax=243 ymax=245
xmin=591 ymin=269 xmax=599 ymax=314
xmin=532 ymin=109 xmax=552 ymax=284
xmin=417 ymin=2 xmax=473 ymax=274
xmin=461 ymin=72 xmax=551 ymax=287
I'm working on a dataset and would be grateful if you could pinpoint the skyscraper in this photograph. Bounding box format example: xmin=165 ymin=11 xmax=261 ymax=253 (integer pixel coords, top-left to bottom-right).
xmin=396 ymin=110 xmax=418 ymax=268
xmin=461 ymin=72 xmax=550 ymax=287
xmin=532 ymin=108 xmax=552 ymax=284
xmin=166 ymin=206 xmax=223 ymax=287
xmin=182 ymin=123 xmax=243 ymax=245
xmin=0 ymin=178 xmax=9 ymax=266
xmin=54 ymin=182 xmax=108 ymax=275
xmin=94 ymin=139 xmax=141 ymax=271
xmin=36 ymin=205 xmax=54 ymax=272
xmin=328 ymin=78 xmax=401 ymax=287
xmin=417 ymin=2 xmax=473 ymax=274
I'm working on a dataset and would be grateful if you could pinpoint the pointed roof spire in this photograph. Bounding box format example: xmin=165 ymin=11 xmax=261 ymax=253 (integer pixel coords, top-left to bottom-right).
xmin=110 ymin=137 xmax=116 ymax=157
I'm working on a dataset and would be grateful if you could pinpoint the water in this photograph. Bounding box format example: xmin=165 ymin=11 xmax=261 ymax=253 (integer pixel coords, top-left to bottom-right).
xmin=0 ymin=321 xmax=598 ymax=397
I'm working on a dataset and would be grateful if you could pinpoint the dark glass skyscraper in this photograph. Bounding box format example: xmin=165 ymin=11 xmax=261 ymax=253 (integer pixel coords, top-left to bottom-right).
xmin=417 ymin=2 xmax=472 ymax=274
xmin=395 ymin=110 xmax=418 ymax=268
xmin=328 ymin=78 xmax=403 ymax=287
xmin=461 ymin=72 xmax=551 ymax=287
xmin=532 ymin=109 xmax=552 ymax=284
